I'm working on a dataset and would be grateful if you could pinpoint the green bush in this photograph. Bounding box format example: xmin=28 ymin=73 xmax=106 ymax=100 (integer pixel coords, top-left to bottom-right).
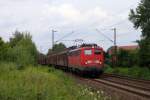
xmin=128 ymin=66 xmax=150 ymax=79
xmin=128 ymin=66 xmax=141 ymax=77
xmin=116 ymin=67 xmax=129 ymax=75
xmin=104 ymin=65 xmax=114 ymax=73
xmin=116 ymin=49 xmax=139 ymax=67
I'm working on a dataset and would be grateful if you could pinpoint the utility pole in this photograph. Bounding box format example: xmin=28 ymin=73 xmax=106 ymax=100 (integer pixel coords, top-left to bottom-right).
xmin=96 ymin=28 xmax=117 ymax=66
xmin=112 ymin=28 xmax=117 ymax=67
xmin=52 ymin=29 xmax=57 ymax=49
xmin=113 ymin=28 xmax=117 ymax=47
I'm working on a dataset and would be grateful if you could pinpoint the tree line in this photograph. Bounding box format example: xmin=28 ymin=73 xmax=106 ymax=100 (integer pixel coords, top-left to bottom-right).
xmin=0 ymin=30 xmax=67 ymax=69
xmin=0 ymin=31 xmax=37 ymax=69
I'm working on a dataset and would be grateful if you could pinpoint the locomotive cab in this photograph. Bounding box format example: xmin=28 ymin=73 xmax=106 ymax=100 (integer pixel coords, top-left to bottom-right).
xmin=82 ymin=48 xmax=103 ymax=65
xmin=80 ymin=46 xmax=104 ymax=75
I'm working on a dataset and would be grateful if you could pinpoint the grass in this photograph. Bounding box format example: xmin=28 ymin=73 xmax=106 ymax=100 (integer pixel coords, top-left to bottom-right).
xmin=104 ymin=65 xmax=150 ymax=80
xmin=0 ymin=62 xmax=110 ymax=100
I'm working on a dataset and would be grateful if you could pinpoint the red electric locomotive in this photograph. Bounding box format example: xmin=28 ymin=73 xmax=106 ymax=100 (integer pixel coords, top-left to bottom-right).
xmin=45 ymin=44 xmax=104 ymax=76
xmin=68 ymin=44 xmax=104 ymax=75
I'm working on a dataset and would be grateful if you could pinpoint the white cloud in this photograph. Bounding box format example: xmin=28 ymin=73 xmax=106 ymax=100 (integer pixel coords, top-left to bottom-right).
xmin=0 ymin=0 xmax=141 ymax=53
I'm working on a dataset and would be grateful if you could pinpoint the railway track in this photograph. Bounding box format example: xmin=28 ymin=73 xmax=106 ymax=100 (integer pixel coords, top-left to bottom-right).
xmin=102 ymin=73 xmax=150 ymax=84
xmin=73 ymin=73 xmax=150 ymax=100
xmin=101 ymin=73 xmax=150 ymax=91
xmin=92 ymin=79 xmax=150 ymax=99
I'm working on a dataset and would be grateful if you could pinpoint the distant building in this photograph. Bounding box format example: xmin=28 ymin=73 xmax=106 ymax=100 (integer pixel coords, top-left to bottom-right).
xmin=118 ymin=45 xmax=139 ymax=51
xmin=107 ymin=45 xmax=139 ymax=55
xmin=107 ymin=45 xmax=139 ymax=66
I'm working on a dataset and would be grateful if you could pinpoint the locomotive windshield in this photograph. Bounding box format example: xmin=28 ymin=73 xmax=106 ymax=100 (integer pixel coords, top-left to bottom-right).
xmin=84 ymin=50 xmax=92 ymax=55
xmin=94 ymin=49 xmax=102 ymax=55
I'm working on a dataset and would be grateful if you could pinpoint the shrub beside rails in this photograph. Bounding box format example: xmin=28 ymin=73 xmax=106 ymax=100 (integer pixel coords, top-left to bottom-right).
xmin=38 ymin=44 xmax=105 ymax=76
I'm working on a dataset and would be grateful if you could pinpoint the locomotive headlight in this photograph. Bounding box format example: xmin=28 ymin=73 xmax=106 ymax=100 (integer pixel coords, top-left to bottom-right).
xmin=85 ymin=60 xmax=92 ymax=64
xmin=99 ymin=61 xmax=102 ymax=64
xmin=87 ymin=60 xmax=92 ymax=63
xmin=95 ymin=60 xmax=99 ymax=63
xmin=95 ymin=60 xmax=102 ymax=64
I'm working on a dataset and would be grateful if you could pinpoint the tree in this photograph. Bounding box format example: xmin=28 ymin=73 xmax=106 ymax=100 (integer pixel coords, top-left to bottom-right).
xmin=53 ymin=43 xmax=66 ymax=52
xmin=129 ymin=0 xmax=150 ymax=67
xmin=9 ymin=30 xmax=24 ymax=47
xmin=48 ymin=43 xmax=66 ymax=54
xmin=117 ymin=49 xmax=139 ymax=67
xmin=8 ymin=31 xmax=37 ymax=66
xmin=117 ymin=49 xmax=130 ymax=67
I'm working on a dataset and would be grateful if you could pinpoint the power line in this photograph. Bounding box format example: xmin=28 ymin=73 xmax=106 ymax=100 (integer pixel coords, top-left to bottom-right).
xmin=56 ymin=40 xmax=75 ymax=42
xmin=54 ymin=2 xmax=134 ymax=43
xmin=96 ymin=3 xmax=137 ymax=30
xmin=96 ymin=28 xmax=118 ymax=66
xmin=112 ymin=28 xmax=117 ymax=66
xmin=117 ymin=32 xmax=132 ymax=37
xmin=112 ymin=28 xmax=117 ymax=46
xmin=103 ymin=18 xmax=128 ymax=28
xmin=55 ymin=31 xmax=75 ymax=43
xmin=89 ymin=3 xmax=136 ymax=29
xmin=51 ymin=29 xmax=57 ymax=48
xmin=95 ymin=29 xmax=113 ymax=43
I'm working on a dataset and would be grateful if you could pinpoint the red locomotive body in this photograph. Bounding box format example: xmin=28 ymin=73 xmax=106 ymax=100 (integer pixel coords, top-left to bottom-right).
xmin=40 ymin=44 xmax=104 ymax=76
xmin=68 ymin=45 xmax=104 ymax=75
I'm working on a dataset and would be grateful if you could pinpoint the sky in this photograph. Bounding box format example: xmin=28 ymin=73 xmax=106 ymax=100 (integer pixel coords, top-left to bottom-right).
xmin=0 ymin=0 xmax=141 ymax=53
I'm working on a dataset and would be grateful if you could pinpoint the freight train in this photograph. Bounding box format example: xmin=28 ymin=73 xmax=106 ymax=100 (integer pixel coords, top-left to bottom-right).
xmin=38 ymin=44 xmax=104 ymax=76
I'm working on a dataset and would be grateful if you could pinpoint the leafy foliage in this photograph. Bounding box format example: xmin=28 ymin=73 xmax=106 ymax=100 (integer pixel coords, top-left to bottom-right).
xmin=48 ymin=42 xmax=66 ymax=54
xmin=0 ymin=31 xmax=37 ymax=67
xmin=129 ymin=0 xmax=150 ymax=67
xmin=117 ymin=49 xmax=139 ymax=67
xmin=9 ymin=31 xmax=25 ymax=47
xmin=106 ymin=48 xmax=139 ymax=67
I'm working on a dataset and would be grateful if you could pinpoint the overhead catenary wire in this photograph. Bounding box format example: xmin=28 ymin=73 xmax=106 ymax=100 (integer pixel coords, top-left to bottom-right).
xmin=117 ymin=31 xmax=134 ymax=37
xmin=95 ymin=29 xmax=114 ymax=43
xmin=53 ymin=3 xmax=136 ymax=44
xmin=102 ymin=18 xmax=128 ymax=29
xmin=55 ymin=31 xmax=75 ymax=43
xmin=89 ymin=3 xmax=137 ymax=29
xmin=95 ymin=3 xmax=138 ymax=33
xmin=42 ymin=2 xmax=139 ymax=54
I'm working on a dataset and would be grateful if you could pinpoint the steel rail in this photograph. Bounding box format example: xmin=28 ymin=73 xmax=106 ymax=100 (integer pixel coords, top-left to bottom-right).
xmin=92 ymin=79 xmax=150 ymax=98
xmin=102 ymin=73 xmax=150 ymax=84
